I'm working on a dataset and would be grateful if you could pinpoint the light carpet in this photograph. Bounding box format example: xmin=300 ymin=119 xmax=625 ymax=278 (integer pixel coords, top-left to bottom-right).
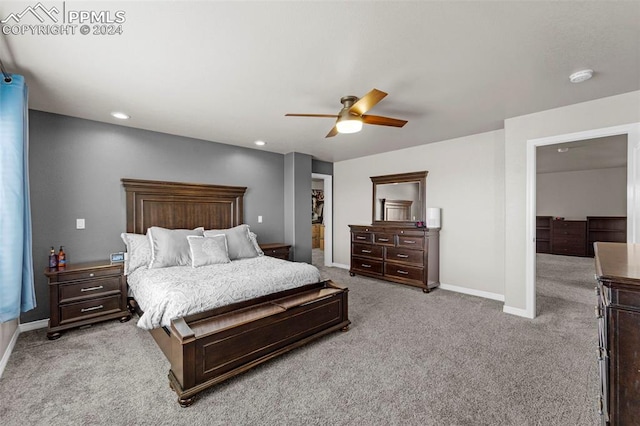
xmin=0 ymin=253 xmax=599 ymax=425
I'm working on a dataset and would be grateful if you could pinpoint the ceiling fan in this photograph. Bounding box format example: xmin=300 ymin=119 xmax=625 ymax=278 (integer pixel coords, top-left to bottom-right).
xmin=285 ymin=88 xmax=408 ymax=138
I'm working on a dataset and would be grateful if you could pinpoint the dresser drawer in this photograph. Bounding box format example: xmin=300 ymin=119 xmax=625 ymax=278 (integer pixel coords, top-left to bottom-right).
xmin=352 ymin=243 xmax=383 ymax=259
xmin=384 ymin=263 xmax=424 ymax=282
xmin=351 ymin=257 xmax=383 ymax=275
xmin=374 ymin=233 xmax=395 ymax=245
xmin=49 ymin=266 xmax=121 ymax=283
xmin=59 ymin=276 xmax=122 ymax=303
xmin=59 ymin=295 xmax=122 ymax=324
xmin=385 ymin=247 xmax=424 ymax=265
xmin=553 ymin=221 xmax=586 ymax=235
xmin=352 ymin=232 xmax=373 ymax=243
xmin=396 ymin=236 xmax=424 ymax=249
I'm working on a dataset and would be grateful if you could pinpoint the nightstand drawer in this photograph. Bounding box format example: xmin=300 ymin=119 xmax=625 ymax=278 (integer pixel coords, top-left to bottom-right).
xmin=60 ymin=295 xmax=122 ymax=324
xmin=59 ymin=276 xmax=122 ymax=303
xmin=48 ymin=266 xmax=122 ymax=283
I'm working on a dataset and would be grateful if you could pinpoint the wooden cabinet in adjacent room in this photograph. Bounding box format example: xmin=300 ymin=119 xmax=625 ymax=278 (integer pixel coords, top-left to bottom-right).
xmin=312 ymin=223 xmax=324 ymax=249
xmin=551 ymin=219 xmax=587 ymax=256
xmin=536 ymin=216 xmax=552 ymax=253
xmin=587 ymin=216 xmax=627 ymax=257
xmin=594 ymin=242 xmax=640 ymax=423
xmin=349 ymin=225 xmax=440 ymax=293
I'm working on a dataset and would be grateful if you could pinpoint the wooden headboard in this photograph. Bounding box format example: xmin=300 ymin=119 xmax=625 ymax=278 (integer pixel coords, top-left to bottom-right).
xmin=122 ymin=179 xmax=247 ymax=234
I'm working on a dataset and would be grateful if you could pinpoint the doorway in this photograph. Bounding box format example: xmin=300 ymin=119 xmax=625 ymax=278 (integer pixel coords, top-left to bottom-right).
xmin=312 ymin=173 xmax=333 ymax=267
xmin=525 ymin=123 xmax=640 ymax=318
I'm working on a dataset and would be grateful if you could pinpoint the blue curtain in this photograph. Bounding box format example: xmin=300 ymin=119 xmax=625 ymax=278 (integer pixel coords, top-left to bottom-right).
xmin=0 ymin=74 xmax=36 ymax=322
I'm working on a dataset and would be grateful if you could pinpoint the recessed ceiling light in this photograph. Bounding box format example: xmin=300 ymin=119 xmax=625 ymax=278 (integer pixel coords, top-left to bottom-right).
xmin=569 ymin=69 xmax=593 ymax=83
xmin=557 ymin=147 xmax=569 ymax=153
xmin=254 ymin=140 xmax=266 ymax=146
xmin=111 ymin=112 xmax=130 ymax=120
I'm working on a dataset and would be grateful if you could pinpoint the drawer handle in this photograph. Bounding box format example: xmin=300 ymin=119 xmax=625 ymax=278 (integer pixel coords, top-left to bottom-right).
xmin=403 ymin=240 xmax=416 ymax=244
xmin=81 ymin=305 xmax=104 ymax=313
xmin=397 ymin=270 xmax=409 ymax=275
xmin=80 ymin=285 xmax=104 ymax=292
xmin=361 ymin=249 xmax=372 ymax=253
xmin=89 ymin=273 xmax=95 ymax=277
xmin=361 ymin=264 xmax=372 ymax=268
xmin=378 ymin=238 xmax=389 ymax=242
xmin=396 ymin=254 xmax=409 ymax=258
xmin=356 ymin=236 xmax=367 ymax=240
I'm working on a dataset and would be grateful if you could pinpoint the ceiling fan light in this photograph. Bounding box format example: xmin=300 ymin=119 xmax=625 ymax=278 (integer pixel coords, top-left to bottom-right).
xmin=336 ymin=116 xmax=363 ymax=134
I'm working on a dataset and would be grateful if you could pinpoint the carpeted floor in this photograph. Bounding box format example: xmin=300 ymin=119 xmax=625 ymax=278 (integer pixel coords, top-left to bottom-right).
xmin=0 ymin=253 xmax=600 ymax=425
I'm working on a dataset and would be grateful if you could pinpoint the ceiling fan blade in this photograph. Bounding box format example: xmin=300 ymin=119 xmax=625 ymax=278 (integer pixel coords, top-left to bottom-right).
xmin=362 ymin=114 xmax=408 ymax=128
xmin=325 ymin=126 xmax=339 ymax=138
xmin=349 ymin=89 xmax=388 ymax=116
xmin=285 ymin=113 xmax=339 ymax=118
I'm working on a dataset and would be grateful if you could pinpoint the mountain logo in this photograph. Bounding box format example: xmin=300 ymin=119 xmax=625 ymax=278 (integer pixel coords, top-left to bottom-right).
xmin=1 ymin=2 xmax=60 ymax=24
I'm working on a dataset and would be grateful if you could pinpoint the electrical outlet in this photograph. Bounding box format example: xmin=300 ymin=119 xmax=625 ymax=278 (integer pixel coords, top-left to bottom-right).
xmin=258 ymin=215 xmax=263 ymax=223
xmin=76 ymin=218 xmax=85 ymax=229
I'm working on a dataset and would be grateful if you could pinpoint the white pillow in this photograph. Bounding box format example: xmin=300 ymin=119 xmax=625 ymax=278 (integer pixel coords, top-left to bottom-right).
xmin=187 ymin=235 xmax=230 ymax=267
xmin=120 ymin=232 xmax=151 ymax=275
xmin=147 ymin=226 xmax=204 ymax=268
xmin=204 ymin=224 xmax=259 ymax=260
xmin=249 ymin=231 xmax=264 ymax=256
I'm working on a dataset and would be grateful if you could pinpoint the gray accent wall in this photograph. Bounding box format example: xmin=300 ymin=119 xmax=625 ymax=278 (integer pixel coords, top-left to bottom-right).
xmin=284 ymin=152 xmax=312 ymax=263
xmin=312 ymin=159 xmax=333 ymax=175
xmin=25 ymin=111 xmax=286 ymax=322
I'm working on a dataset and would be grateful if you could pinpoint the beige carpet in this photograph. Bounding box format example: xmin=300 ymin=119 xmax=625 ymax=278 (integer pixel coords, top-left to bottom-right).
xmin=0 ymin=253 xmax=599 ymax=425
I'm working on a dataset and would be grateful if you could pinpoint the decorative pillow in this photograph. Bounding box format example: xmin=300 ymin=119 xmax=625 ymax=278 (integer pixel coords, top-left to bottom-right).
xmin=249 ymin=231 xmax=264 ymax=256
xmin=204 ymin=224 xmax=259 ymax=260
xmin=147 ymin=226 xmax=204 ymax=268
xmin=120 ymin=232 xmax=151 ymax=275
xmin=187 ymin=235 xmax=230 ymax=267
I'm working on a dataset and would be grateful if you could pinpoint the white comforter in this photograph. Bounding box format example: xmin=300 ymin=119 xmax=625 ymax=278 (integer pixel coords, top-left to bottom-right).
xmin=127 ymin=256 xmax=322 ymax=330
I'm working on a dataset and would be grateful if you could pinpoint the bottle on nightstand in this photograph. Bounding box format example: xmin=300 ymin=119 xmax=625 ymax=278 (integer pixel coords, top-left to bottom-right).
xmin=57 ymin=246 xmax=66 ymax=269
xmin=48 ymin=247 xmax=58 ymax=269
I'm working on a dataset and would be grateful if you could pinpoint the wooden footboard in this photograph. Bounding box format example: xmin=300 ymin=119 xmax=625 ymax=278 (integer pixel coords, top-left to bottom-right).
xmin=141 ymin=280 xmax=349 ymax=407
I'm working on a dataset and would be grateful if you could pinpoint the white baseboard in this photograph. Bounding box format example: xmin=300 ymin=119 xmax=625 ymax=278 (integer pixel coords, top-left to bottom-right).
xmin=503 ymin=305 xmax=534 ymax=319
xmin=331 ymin=263 xmax=350 ymax=270
xmin=19 ymin=319 xmax=49 ymax=332
xmin=439 ymin=282 xmax=505 ymax=302
xmin=0 ymin=325 xmax=20 ymax=379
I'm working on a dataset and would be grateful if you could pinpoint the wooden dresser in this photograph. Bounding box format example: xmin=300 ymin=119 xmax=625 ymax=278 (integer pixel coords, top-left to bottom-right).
xmin=594 ymin=242 xmax=640 ymax=423
xmin=45 ymin=260 xmax=131 ymax=340
xmin=349 ymin=225 xmax=440 ymax=292
xmin=551 ymin=219 xmax=587 ymax=256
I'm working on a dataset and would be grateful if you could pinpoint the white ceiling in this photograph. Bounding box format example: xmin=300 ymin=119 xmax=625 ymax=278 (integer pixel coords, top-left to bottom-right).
xmin=536 ymin=135 xmax=628 ymax=174
xmin=1 ymin=1 xmax=639 ymax=162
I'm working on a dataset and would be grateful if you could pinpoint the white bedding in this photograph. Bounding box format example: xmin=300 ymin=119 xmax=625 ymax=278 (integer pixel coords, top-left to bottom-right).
xmin=127 ymin=256 xmax=322 ymax=330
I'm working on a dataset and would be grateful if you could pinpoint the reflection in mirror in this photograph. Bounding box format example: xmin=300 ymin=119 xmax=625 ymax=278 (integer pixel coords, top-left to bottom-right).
xmin=375 ymin=182 xmax=421 ymax=221
xmin=371 ymin=171 xmax=428 ymax=226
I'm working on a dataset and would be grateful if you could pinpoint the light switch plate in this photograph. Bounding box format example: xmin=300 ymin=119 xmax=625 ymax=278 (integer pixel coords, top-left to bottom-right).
xmin=76 ymin=218 xmax=85 ymax=229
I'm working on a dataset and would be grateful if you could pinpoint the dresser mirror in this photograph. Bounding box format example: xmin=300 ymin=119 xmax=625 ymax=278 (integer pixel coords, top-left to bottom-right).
xmin=371 ymin=171 xmax=428 ymax=226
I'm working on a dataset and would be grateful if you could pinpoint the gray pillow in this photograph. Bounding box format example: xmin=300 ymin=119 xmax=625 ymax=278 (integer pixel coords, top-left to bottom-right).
xmin=187 ymin=235 xmax=230 ymax=267
xmin=204 ymin=224 xmax=259 ymax=260
xmin=120 ymin=232 xmax=151 ymax=275
xmin=148 ymin=226 xmax=204 ymax=268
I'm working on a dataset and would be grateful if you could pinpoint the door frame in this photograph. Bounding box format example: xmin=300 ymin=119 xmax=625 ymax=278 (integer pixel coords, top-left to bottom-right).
xmin=525 ymin=123 xmax=640 ymax=318
xmin=312 ymin=173 xmax=333 ymax=266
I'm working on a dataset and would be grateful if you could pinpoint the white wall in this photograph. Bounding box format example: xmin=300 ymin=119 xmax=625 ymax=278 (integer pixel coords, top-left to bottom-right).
xmin=334 ymin=130 xmax=505 ymax=296
xmin=537 ymin=167 xmax=627 ymax=218
xmin=0 ymin=319 xmax=18 ymax=377
xmin=504 ymin=90 xmax=640 ymax=311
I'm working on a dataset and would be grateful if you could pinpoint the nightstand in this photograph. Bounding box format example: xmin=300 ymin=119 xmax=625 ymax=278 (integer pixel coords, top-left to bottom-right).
xmin=259 ymin=243 xmax=291 ymax=261
xmin=45 ymin=260 xmax=131 ymax=340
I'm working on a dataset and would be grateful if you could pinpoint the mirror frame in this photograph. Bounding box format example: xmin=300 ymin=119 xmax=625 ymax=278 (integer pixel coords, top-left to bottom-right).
xmin=371 ymin=171 xmax=428 ymax=227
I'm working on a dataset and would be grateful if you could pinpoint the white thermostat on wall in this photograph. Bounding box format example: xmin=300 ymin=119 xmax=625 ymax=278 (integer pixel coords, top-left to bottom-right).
xmin=110 ymin=252 xmax=125 ymax=264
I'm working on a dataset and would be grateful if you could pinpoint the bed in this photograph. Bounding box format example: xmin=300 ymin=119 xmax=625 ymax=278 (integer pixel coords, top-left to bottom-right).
xmin=122 ymin=178 xmax=350 ymax=407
